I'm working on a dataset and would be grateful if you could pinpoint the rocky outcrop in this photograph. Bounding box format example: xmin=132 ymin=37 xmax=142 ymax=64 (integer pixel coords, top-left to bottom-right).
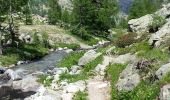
xmin=155 ymin=4 xmax=170 ymax=18
xmin=78 ymin=50 xmax=101 ymax=66
xmin=159 ymin=84 xmax=170 ymax=100
xmin=155 ymin=63 xmax=170 ymax=80
xmin=149 ymin=21 xmax=170 ymax=47
xmin=12 ymin=75 xmax=42 ymax=92
xmin=128 ymin=3 xmax=170 ymax=47
xmin=128 ymin=14 xmax=153 ymax=33
xmin=128 ymin=3 xmax=170 ymax=33
xmin=116 ymin=63 xmax=140 ymax=91
xmin=4 ymin=69 xmax=22 ymax=81
xmin=112 ymin=53 xmax=137 ymax=64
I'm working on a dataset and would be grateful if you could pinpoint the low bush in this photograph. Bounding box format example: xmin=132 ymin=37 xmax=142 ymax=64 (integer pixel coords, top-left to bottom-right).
xmin=0 ymin=44 xmax=49 ymax=66
xmin=105 ymin=64 xmax=127 ymax=100
xmin=37 ymin=75 xmax=53 ymax=87
xmin=59 ymin=55 xmax=103 ymax=83
xmin=149 ymin=14 xmax=166 ymax=33
xmin=58 ymin=51 xmax=85 ymax=68
xmin=0 ymin=54 xmax=20 ymax=66
xmin=116 ymin=33 xmax=137 ymax=48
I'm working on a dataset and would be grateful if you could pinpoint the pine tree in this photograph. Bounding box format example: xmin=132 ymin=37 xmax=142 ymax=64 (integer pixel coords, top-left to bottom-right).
xmin=0 ymin=0 xmax=28 ymax=46
xmin=23 ymin=0 xmax=33 ymax=25
xmin=72 ymin=0 xmax=119 ymax=38
xmin=48 ymin=0 xmax=62 ymax=25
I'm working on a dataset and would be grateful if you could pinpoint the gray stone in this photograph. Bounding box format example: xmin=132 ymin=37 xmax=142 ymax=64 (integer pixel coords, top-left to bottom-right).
xmin=149 ymin=21 xmax=170 ymax=47
xmin=155 ymin=4 xmax=170 ymax=18
xmin=78 ymin=50 xmax=101 ymax=66
xmin=51 ymin=67 xmax=68 ymax=75
xmin=12 ymin=75 xmax=42 ymax=92
xmin=116 ymin=64 xmax=140 ymax=91
xmin=4 ymin=69 xmax=22 ymax=81
xmin=155 ymin=63 xmax=170 ymax=80
xmin=116 ymin=73 xmax=140 ymax=91
xmin=128 ymin=14 xmax=153 ymax=33
xmin=61 ymin=93 xmax=73 ymax=100
xmin=112 ymin=53 xmax=137 ymax=64
xmin=63 ymin=80 xmax=86 ymax=93
xmin=159 ymin=84 xmax=170 ymax=100
xmin=69 ymin=65 xmax=82 ymax=75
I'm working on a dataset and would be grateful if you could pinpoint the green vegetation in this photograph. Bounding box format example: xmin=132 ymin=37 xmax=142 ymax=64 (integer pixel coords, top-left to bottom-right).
xmin=128 ymin=0 xmax=162 ymax=19
xmin=58 ymin=51 xmax=85 ymax=68
xmin=73 ymin=91 xmax=87 ymax=100
xmin=52 ymin=43 xmax=80 ymax=50
xmin=149 ymin=14 xmax=166 ymax=32
xmin=72 ymin=0 xmax=119 ymax=40
xmin=48 ymin=0 xmax=62 ymax=25
xmin=37 ymin=75 xmax=53 ymax=87
xmin=116 ymin=33 xmax=137 ymax=48
xmin=0 ymin=44 xmax=48 ymax=66
xmin=105 ymin=64 xmax=127 ymax=100
xmin=113 ymin=72 xmax=170 ymax=100
xmin=60 ymin=55 xmax=103 ymax=83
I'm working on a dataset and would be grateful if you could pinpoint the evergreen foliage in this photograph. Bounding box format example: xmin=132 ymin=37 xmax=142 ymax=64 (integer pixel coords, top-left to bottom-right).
xmin=48 ymin=0 xmax=62 ymax=25
xmin=72 ymin=0 xmax=119 ymax=39
xmin=128 ymin=0 xmax=162 ymax=19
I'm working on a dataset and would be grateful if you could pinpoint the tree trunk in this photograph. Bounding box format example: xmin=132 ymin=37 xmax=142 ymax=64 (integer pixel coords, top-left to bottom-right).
xmin=0 ymin=31 xmax=2 ymax=55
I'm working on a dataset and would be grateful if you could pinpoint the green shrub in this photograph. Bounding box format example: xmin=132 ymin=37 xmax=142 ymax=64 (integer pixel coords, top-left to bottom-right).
xmin=149 ymin=14 xmax=166 ymax=32
xmin=52 ymin=43 xmax=80 ymax=50
xmin=137 ymin=48 xmax=169 ymax=62
xmin=58 ymin=51 xmax=85 ymax=68
xmin=60 ymin=55 xmax=103 ymax=83
xmin=37 ymin=75 xmax=53 ymax=87
xmin=20 ymin=44 xmax=49 ymax=60
xmin=116 ymin=33 xmax=137 ymax=48
xmin=0 ymin=54 xmax=20 ymax=66
xmin=105 ymin=64 xmax=127 ymax=99
xmin=42 ymin=32 xmax=50 ymax=48
xmin=72 ymin=26 xmax=92 ymax=41
xmin=73 ymin=91 xmax=87 ymax=100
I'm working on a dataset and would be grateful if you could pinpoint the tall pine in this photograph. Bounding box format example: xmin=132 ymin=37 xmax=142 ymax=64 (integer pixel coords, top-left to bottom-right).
xmin=72 ymin=0 xmax=119 ymax=38
xmin=48 ymin=0 xmax=61 ymax=25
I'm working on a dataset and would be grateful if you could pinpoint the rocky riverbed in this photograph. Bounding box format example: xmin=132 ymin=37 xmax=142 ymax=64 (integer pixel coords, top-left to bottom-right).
xmin=0 ymin=50 xmax=71 ymax=100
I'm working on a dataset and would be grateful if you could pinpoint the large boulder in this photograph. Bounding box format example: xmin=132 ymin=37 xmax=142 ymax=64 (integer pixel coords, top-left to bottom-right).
xmin=159 ymin=84 xmax=170 ymax=100
xmin=63 ymin=80 xmax=86 ymax=93
xmin=116 ymin=64 xmax=140 ymax=91
xmin=12 ymin=75 xmax=42 ymax=92
xmin=25 ymin=86 xmax=61 ymax=100
xmin=78 ymin=50 xmax=101 ymax=66
xmin=128 ymin=3 xmax=170 ymax=34
xmin=128 ymin=14 xmax=153 ymax=33
xmin=149 ymin=21 xmax=170 ymax=47
xmin=155 ymin=63 xmax=170 ymax=80
xmin=112 ymin=53 xmax=137 ymax=64
xmin=4 ymin=69 xmax=22 ymax=81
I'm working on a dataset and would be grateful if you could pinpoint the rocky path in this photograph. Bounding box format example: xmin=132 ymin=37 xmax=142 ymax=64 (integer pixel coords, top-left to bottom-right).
xmin=87 ymin=55 xmax=113 ymax=100
xmin=87 ymin=76 xmax=111 ymax=100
